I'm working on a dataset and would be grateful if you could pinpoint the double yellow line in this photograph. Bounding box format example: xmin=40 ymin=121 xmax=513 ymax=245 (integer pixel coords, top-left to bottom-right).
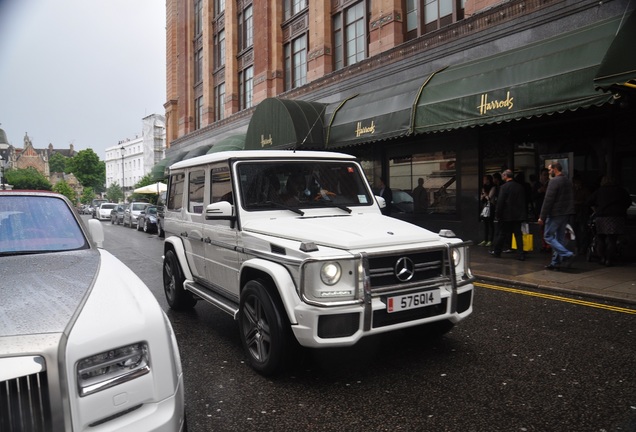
xmin=475 ymin=281 xmax=636 ymax=314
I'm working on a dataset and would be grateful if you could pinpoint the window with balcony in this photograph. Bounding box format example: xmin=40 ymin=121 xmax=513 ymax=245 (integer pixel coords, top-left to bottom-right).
xmin=332 ymin=1 xmax=367 ymax=71
xmin=284 ymin=34 xmax=307 ymax=90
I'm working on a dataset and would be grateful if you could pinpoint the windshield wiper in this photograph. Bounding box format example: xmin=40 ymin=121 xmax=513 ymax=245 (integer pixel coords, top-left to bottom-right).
xmin=251 ymin=201 xmax=305 ymax=216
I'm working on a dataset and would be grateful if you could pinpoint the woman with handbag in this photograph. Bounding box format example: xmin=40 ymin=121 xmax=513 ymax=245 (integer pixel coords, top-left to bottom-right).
xmin=478 ymin=175 xmax=496 ymax=246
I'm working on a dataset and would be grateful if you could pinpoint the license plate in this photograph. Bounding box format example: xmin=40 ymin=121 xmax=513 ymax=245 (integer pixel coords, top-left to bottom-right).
xmin=386 ymin=290 xmax=441 ymax=313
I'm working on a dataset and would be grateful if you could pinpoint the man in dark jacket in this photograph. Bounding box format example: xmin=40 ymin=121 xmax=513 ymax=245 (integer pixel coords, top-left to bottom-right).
xmin=538 ymin=162 xmax=575 ymax=269
xmin=491 ymin=170 xmax=526 ymax=260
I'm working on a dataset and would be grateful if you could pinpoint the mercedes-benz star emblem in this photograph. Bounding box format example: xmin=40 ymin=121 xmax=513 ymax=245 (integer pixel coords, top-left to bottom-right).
xmin=394 ymin=257 xmax=415 ymax=282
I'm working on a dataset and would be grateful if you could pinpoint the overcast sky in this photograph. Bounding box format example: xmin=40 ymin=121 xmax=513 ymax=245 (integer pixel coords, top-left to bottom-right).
xmin=0 ymin=0 xmax=166 ymax=159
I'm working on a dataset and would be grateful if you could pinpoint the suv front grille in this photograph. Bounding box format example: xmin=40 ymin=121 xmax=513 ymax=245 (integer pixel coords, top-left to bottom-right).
xmin=367 ymin=249 xmax=446 ymax=291
xmin=0 ymin=368 xmax=52 ymax=432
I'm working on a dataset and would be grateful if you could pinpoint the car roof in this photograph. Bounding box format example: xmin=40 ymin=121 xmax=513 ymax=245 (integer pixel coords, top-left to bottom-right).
xmin=169 ymin=150 xmax=357 ymax=171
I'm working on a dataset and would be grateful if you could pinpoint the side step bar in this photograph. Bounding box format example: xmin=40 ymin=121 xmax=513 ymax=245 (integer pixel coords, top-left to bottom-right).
xmin=184 ymin=280 xmax=240 ymax=319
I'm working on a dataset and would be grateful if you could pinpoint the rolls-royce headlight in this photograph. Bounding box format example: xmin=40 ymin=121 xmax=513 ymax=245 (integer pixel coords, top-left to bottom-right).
xmin=320 ymin=262 xmax=342 ymax=286
xmin=77 ymin=342 xmax=150 ymax=397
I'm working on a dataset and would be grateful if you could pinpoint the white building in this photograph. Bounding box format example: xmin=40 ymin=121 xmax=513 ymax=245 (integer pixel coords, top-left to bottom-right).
xmin=105 ymin=114 xmax=166 ymax=194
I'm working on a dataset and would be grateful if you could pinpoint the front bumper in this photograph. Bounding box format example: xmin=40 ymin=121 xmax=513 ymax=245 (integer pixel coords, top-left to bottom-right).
xmin=291 ymin=282 xmax=474 ymax=347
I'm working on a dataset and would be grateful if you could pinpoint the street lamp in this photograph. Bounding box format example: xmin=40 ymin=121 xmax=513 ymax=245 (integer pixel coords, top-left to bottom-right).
xmin=120 ymin=145 xmax=125 ymax=198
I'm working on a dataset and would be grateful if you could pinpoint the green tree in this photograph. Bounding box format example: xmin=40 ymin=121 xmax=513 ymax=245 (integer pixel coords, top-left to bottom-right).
xmin=48 ymin=152 xmax=68 ymax=173
xmin=81 ymin=187 xmax=96 ymax=204
xmin=106 ymin=182 xmax=124 ymax=203
xmin=52 ymin=180 xmax=76 ymax=203
xmin=66 ymin=149 xmax=106 ymax=193
xmin=5 ymin=168 xmax=52 ymax=190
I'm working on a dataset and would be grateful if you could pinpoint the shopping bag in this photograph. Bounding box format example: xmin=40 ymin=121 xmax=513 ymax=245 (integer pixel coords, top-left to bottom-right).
xmin=511 ymin=233 xmax=533 ymax=251
xmin=480 ymin=203 xmax=491 ymax=219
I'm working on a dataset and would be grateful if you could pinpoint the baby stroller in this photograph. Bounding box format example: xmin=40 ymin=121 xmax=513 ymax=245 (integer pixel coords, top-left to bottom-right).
xmin=586 ymin=212 xmax=597 ymax=262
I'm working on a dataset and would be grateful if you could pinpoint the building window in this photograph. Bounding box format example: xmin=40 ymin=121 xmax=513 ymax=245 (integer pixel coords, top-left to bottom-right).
xmin=238 ymin=4 xmax=253 ymax=52
xmin=194 ymin=0 xmax=203 ymax=35
xmin=405 ymin=0 xmax=465 ymax=39
xmin=194 ymin=47 xmax=203 ymax=83
xmin=333 ymin=1 xmax=367 ymax=70
xmin=284 ymin=0 xmax=307 ymax=20
xmin=239 ymin=66 xmax=253 ymax=110
xmin=195 ymin=96 xmax=203 ymax=129
xmin=214 ymin=29 xmax=225 ymax=69
xmin=284 ymin=34 xmax=307 ymax=90
xmin=214 ymin=83 xmax=225 ymax=121
xmin=215 ymin=0 xmax=225 ymax=15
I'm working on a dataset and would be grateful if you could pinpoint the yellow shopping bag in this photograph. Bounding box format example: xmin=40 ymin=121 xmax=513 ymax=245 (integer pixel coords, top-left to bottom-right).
xmin=511 ymin=234 xmax=533 ymax=252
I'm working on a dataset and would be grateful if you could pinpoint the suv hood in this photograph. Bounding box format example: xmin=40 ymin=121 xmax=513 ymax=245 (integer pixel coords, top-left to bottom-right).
xmin=0 ymin=250 xmax=100 ymax=337
xmin=243 ymin=213 xmax=441 ymax=249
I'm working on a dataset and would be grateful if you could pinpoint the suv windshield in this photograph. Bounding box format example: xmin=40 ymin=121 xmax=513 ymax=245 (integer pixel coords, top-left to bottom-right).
xmin=0 ymin=195 xmax=89 ymax=255
xmin=237 ymin=161 xmax=372 ymax=211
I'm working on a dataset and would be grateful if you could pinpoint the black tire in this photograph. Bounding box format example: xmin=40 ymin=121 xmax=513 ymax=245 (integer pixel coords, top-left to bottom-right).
xmin=239 ymin=280 xmax=293 ymax=376
xmin=163 ymin=250 xmax=197 ymax=310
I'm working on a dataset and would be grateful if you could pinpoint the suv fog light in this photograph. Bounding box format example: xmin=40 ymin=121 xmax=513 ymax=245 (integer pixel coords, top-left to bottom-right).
xmin=320 ymin=262 xmax=342 ymax=285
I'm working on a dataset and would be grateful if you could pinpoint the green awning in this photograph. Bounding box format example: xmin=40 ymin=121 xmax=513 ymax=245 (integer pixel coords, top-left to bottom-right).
xmin=150 ymin=150 xmax=188 ymax=181
xmin=594 ymin=11 xmax=636 ymax=91
xmin=325 ymin=77 xmax=429 ymax=148
xmin=207 ymin=134 xmax=246 ymax=153
xmin=413 ymin=16 xmax=621 ymax=134
xmin=183 ymin=145 xmax=212 ymax=160
xmin=244 ymin=98 xmax=326 ymax=150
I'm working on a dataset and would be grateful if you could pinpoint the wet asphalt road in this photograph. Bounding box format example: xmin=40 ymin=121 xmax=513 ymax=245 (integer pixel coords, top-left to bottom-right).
xmin=94 ymin=217 xmax=636 ymax=432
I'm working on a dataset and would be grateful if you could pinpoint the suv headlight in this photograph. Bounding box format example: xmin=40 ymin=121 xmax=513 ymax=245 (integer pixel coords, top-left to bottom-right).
xmin=77 ymin=342 xmax=150 ymax=397
xmin=301 ymin=259 xmax=359 ymax=304
xmin=320 ymin=262 xmax=342 ymax=285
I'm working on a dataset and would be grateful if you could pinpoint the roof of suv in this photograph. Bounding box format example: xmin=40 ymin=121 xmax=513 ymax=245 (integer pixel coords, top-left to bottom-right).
xmin=169 ymin=150 xmax=357 ymax=170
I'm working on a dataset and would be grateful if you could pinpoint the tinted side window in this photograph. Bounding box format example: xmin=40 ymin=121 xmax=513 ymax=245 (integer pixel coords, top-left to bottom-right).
xmin=188 ymin=169 xmax=206 ymax=214
xmin=167 ymin=173 xmax=185 ymax=211
xmin=211 ymin=164 xmax=232 ymax=204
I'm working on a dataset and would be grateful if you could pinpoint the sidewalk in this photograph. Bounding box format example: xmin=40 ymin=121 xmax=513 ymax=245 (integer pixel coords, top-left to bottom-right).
xmin=469 ymin=244 xmax=636 ymax=305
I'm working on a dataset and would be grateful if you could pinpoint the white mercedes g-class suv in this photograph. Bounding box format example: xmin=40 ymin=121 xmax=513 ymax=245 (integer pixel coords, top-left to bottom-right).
xmin=162 ymin=150 xmax=474 ymax=375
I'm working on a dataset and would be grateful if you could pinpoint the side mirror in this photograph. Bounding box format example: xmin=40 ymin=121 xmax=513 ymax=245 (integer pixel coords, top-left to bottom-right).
xmin=205 ymin=201 xmax=235 ymax=220
xmin=375 ymin=195 xmax=387 ymax=209
xmin=87 ymin=219 xmax=104 ymax=248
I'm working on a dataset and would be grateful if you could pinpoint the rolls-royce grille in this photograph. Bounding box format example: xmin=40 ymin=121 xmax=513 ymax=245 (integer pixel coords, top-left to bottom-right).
xmin=0 ymin=369 xmax=52 ymax=432
xmin=367 ymin=250 xmax=445 ymax=289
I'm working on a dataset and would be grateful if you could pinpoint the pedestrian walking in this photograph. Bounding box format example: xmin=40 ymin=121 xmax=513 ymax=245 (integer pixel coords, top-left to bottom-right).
xmin=586 ymin=176 xmax=631 ymax=266
xmin=538 ymin=162 xmax=575 ymax=270
xmin=490 ymin=170 xmax=526 ymax=260
xmin=532 ymin=167 xmax=550 ymax=252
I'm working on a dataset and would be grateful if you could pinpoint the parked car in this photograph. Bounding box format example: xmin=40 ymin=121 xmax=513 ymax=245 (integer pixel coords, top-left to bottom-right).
xmin=0 ymin=190 xmax=185 ymax=431
xmin=391 ymin=189 xmax=415 ymax=214
xmin=96 ymin=202 xmax=117 ymax=221
xmin=157 ymin=205 xmax=165 ymax=238
xmin=91 ymin=198 xmax=108 ymax=218
xmin=137 ymin=205 xmax=159 ymax=233
xmin=162 ymin=150 xmax=474 ymax=376
xmin=123 ymin=202 xmax=149 ymax=228
xmin=110 ymin=203 xmax=127 ymax=225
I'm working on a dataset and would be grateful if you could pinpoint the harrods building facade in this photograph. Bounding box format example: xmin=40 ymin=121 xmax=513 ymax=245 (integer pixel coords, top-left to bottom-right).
xmin=162 ymin=0 xmax=636 ymax=242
